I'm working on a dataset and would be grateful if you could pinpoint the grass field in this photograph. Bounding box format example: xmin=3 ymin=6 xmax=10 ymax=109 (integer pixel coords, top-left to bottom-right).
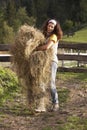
xmin=0 ymin=25 xmax=87 ymax=130
xmin=0 ymin=67 xmax=87 ymax=130
xmin=63 ymin=26 xmax=87 ymax=43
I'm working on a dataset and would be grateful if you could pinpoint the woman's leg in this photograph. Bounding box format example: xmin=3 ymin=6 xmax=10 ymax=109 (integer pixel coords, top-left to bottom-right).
xmin=50 ymin=62 xmax=59 ymax=111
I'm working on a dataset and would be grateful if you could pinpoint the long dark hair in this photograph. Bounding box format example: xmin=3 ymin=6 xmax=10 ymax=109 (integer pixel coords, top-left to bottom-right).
xmin=42 ymin=19 xmax=63 ymax=40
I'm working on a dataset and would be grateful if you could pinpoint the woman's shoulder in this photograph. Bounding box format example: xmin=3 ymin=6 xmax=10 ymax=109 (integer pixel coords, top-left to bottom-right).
xmin=50 ymin=34 xmax=57 ymax=39
xmin=49 ymin=34 xmax=58 ymax=43
xmin=51 ymin=34 xmax=57 ymax=37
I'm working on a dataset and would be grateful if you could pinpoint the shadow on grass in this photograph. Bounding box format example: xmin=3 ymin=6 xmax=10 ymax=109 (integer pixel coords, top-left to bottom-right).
xmin=0 ymin=105 xmax=34 ymax=116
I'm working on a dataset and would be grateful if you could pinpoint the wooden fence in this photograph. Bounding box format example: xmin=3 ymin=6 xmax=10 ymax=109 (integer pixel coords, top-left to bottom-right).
xmin=58 ymin=41 xmax=87 ymax=72
xmin=0 ymin=42 xmax=87 ymax=72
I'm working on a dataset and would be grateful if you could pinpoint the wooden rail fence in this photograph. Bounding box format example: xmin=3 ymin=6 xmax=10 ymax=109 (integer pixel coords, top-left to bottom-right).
xmin=58 ymin=41 xmax=87 ymax=72
xmin=0 ymin=42 xmax=87 ymax=72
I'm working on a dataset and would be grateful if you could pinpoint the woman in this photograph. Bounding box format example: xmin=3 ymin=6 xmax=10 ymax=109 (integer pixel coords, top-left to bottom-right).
xmin=35 ymin=19 xmax=63 ymax=112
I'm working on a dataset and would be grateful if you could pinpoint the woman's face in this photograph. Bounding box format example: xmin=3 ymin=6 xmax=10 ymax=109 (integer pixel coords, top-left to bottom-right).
xmin=47 ymin=22 xmax=55 ymax=33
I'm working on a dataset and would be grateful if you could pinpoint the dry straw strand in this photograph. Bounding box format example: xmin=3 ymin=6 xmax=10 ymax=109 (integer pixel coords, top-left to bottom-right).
xmin=11 ymin=24 xmax=52 ymax=106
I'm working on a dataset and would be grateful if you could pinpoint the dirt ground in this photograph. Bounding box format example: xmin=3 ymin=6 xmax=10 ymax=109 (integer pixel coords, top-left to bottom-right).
xmin=0 ymin=77 xmax=87 ymax=130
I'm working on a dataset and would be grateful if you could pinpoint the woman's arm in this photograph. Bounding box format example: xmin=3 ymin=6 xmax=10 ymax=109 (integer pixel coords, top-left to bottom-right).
xmin=36 ymin=40 xmax=54 ymax=51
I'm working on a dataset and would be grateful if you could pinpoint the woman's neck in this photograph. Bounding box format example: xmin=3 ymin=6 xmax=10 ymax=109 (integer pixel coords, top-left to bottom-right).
xmin=46 ymin=32 xmax=52 ymax=37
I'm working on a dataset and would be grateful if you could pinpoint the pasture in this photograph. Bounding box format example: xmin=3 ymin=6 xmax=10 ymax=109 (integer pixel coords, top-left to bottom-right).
xmin=0 ymin=26 xmax=87 ymax=130
xmin=0 ymin=66 xmax=87 ymax=130
xmin=63 ymin=26 xmax=87 ymax=43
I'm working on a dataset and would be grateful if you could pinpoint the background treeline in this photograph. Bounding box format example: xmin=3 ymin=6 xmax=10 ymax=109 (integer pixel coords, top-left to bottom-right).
xmin=0 ymin=0 xmax=87 ymax=44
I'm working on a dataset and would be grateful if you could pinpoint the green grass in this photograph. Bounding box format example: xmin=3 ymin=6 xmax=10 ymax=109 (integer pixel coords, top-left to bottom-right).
xmin=57 ymin=72 xmax=87 ymax=104
xmin=58 ymin=87 xmax=70 ymax=103
xmin=42 ymin=127 xmax=53 ymax=130
xmin=0 ymin=68 xmax=87 ymax=130
xmin=57 ymin=72 xmax=87 ymax=82
xmin=42 ymin=116 xmax=87 ymax=130
xmin=63 ymin=26 xmax=87 ymax=43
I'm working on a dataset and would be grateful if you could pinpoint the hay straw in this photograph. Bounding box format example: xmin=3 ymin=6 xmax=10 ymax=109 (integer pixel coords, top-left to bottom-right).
xmin=11 ymin=25 xmax=52 ymax=106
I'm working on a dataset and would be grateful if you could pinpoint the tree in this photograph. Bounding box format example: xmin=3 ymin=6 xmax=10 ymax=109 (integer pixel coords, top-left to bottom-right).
xmin=16 ymin=7 xmax=36 ymax=26
xmin=22 ymin=0 xmax=36 ymax=17
xmin=34 ymin=0 xmax=49 ymax=27
xmin=5 ymin=0 xmax=16 ymax=26
xmin=62 ymin=20 xmax=73 ymax=33
xmin=65 ymin=0 xmax=81 ymax=23
xmin=0 ymin=0 xmax=87 ymax=33
xmin=0 ymin=9 xmax=4 ymax=43
xmin=80 ymin=0 xmax=87 ymax=22
xmin=2 ymin=21 xmax=15 ymax=44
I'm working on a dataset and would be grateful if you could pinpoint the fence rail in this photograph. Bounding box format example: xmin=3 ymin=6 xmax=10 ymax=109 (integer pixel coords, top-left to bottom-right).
xmin=58 ymin=41 xmax=87 ymax=50
xmin=0 ymin=44 xmax=11 ymax=51
xmin=58 ymin=41 xmax=87 ymax=72
xmin=0 ymin=42 xmax=87 ymax=72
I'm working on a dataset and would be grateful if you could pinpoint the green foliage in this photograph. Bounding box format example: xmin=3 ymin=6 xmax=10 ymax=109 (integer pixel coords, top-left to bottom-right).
xmin=16 ymin=7 xmax=36 ymax=26
xmin=5 ymin=0 xmax=16 ymax=26
xmin=35 ymin=0 xmax=49 ymax=27
xmin=12 ymin=19 xmax=22 ymax=32
xmin=0 ymin=0 xmax=87 ymax=43
xmin=0 ymin=4 xmax=36 ymax=43
xmin=0 ymin=9 xmax=4 ymax=43
xmin=80 ymin=0 xmax=87 ymax=22
xmin=0 ymin=66 xmax=20 ymax=104
xmin=24 ymin=0 xmax=36 ymax=17
xmin=2 ymin=21 xmax=15 ymax=44
xmin=63 ymin=20 xmax=73 ymax=32
xmin=27 ymin=16 xmax=36 ymax=26
xmin=0 ymin=0 xmax=87 ymax=27
xmin=16 ymin=7 xmax=29 ymax=24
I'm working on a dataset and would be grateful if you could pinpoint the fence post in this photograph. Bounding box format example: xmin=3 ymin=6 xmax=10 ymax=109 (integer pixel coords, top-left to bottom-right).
xmin=77 ymin=50 xmax=80 ymax=67
xmin=61 ymin=48 xmax=65 ymax=67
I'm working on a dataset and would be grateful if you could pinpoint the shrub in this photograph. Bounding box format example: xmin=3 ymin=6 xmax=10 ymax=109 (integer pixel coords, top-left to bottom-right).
xmin=63 ymin=20 xmax=73 ymax=33
xmin=0 ymin=66 xmax=20 ymax=104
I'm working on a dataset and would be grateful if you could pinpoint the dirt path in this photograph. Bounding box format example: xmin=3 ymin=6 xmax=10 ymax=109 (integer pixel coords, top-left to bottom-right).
xmin=0 ymin=79 xmax=87 ymax=130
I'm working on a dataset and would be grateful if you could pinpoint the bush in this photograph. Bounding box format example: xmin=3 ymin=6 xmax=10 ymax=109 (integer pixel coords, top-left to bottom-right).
xmin=0 ymin=66 xmax=20 ymax=104
xmin=63 ymin=20 xmax=73 ymax=33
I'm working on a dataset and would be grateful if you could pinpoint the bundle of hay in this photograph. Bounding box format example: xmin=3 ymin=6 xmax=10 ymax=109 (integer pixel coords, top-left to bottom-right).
xmin=11 ymin=25 xmax=52 ymax=106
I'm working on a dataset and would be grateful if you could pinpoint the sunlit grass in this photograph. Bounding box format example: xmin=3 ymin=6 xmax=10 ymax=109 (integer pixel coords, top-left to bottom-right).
xmin=42 ymin=116 xmax=87 ymax=130
xmin=57 ymin=72 xmax=87 ymax=82
xmin=63 ymin=27 xmax=87 ymax=43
